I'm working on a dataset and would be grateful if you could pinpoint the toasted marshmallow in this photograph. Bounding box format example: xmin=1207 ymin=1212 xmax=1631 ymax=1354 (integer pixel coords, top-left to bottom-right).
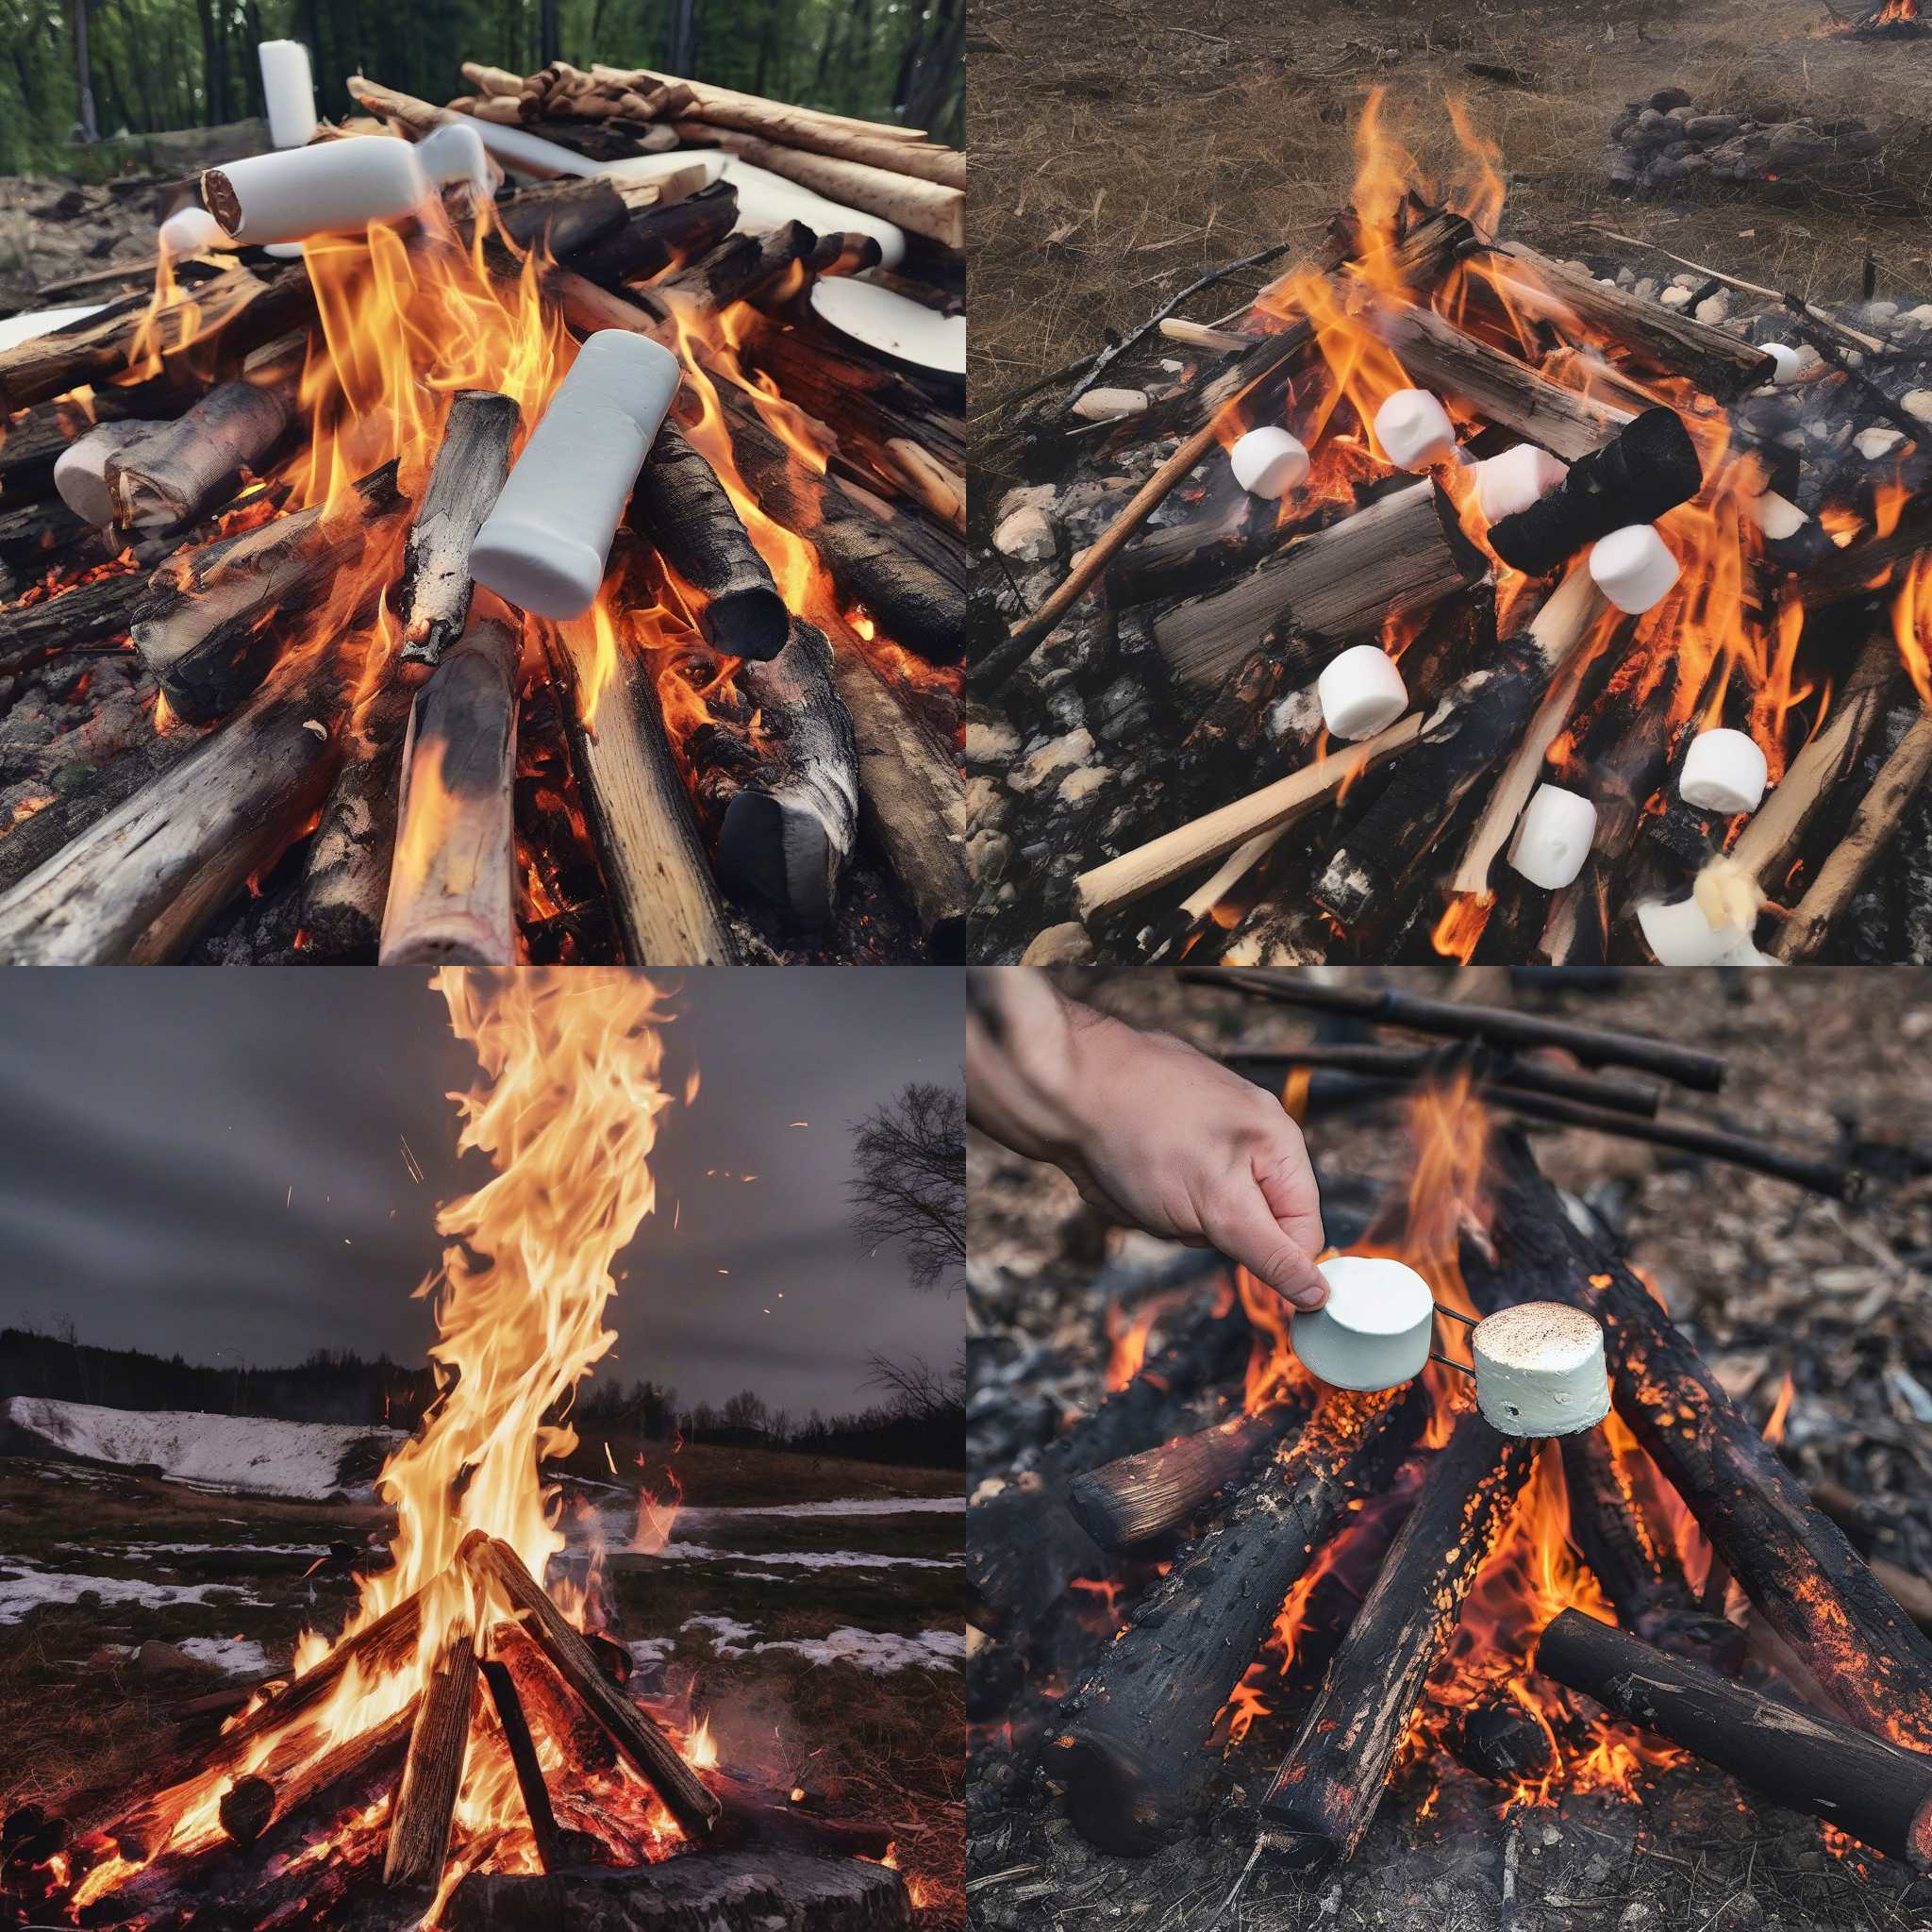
xmin=1473 ymin=1302 xmax=1610 ymax=1438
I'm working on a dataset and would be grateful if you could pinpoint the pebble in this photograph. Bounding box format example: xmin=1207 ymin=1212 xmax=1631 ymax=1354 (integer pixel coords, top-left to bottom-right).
xmin=994 ymin=482 xmax=1055 ymax=525
xmin=1660 ymin=286 xmax=1692 ymax=310
xmin=1905 ymin=305 xmax=1932 ymax=329
xmin=1633 ymin=277 xmax=1658 ymax=301
xmin=966 ymin=720 xmax=1020 ymax=766
xmin=992 ymin=504 xmax=1057 ymax=564
xmin=1693 ymin=291 xmax=1731 ymax=325
xmin=1903 ymin=391 xmax=1932 ymax=425
xmin=1068 ymin=387 xmax=1148 ymax=423
xmin=1057 ymin=765 xmax=1110 ymax=804
xmin=1019 ymin=922 xmax=1094 ymax=966
xmin=1860 ymin=300 xmax=1900 ymax=328
xmin=965 ymin=829 xmax=1010 ymax=881
xmin=1857 ymin=426 xmax=1907 ymax=460
xmin=1008 ymin=728 xmax=1093 ymax=794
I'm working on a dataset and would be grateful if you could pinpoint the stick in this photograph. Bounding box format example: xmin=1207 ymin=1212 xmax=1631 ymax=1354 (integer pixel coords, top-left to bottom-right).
xmin=1222 ymin=1041 xmax=1664 ymax=1117
xmin=1538 ymin=1609 xmax=1932 ymax=1869
xmin=0 ymin=569 xmax=147 ymax=669
xmin=666 ymin=98 xmax=962 ymax=186
xmin=383 ymin=1625 xmax=479 ymax=1891
xmin=478 ymin=1657 xmax=562 ymax=1874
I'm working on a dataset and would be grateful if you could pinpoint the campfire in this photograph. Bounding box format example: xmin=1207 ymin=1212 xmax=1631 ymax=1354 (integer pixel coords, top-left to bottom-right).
xmin=0 ymin=61 xmax=966 ymax=966
xmin=3 ymin=969 xmax=913 ymax=1930
xmin=966 ymin=974 xmax=1932 ymax=1915
xmin=972 ymin=94 xmax=1932 ymax=968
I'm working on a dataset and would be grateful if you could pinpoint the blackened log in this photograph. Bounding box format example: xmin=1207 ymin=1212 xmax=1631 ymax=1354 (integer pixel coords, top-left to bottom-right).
xmin=1065 ymin=1402 xmax=1298 ymax=1551
xmin=0 ymin=569 xmax=146 ymax=668
xmin=105 ymin=378 xmax=293 ymax=532
xmin=656 ymin=221 xmax=816 ymax=315
xmin=1538 ymin=1608 xmax=1932 ymax=1869
xmin=1057 ymin=1387 xmax=1424 ymax=1853
xmin=708 ymin=1769 xmax=894 ymax=1861
xmin=564 ymin=180 xmax=741 ymax=287
xmin=1487 ymin=1133 xmax=1932 ymax=1755
xmin=128 ymin=460 xmax=407 ymax=724
xmin=490 ymin=175 xmax=629 ymax=260
xmin=215 ymin=1776 xmax=274 ymax=1847
xmin=1258 ymin=1411 xmax=1539 ymax=1867
xmin=1105 ymin=463 xmax=1287 ymax=609
xmin=379 ymin=614 xmax=520 ymax=965
xmin=1796 ymin=495 xmax=1932 ymax=610
xmin=480 ymin=1657 xmax=562 ymax=1874
xmin=1224 ymin=1042 xmax=1664 ymax=1118
xmin=296 ymin=683 xmax=413 ymax=960
xmin=712 ymin=620 xmax=857 ymax=926
xmin=0 ymin=492 xmax=89 ymax=567
xmin=383 ymin=1625 xmax=479 ymax=1891
xmin=395 ymin=389 xmax=520 ymax=680
xmin=630 ymin=424 xmax=789 ymax=661
xmin=1485 ymin=408 xmax=1701 ymax=576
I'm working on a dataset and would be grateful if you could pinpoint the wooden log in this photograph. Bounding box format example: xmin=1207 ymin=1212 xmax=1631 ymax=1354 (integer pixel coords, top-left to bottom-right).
xmin=1064 ymin=1403 xmax=1298 ymax=1550
xmin=0 ymin=569 xmax=146 ymax=668
xmin=489 ymin=176 xmax=630 ymax=261
xmin=395 ymin=390 xmax=520 ymax=680
xmin=1258 ymin=1411 xmax=1539 ymax=1867
xmin=670 ymin=96 xmax=961 ymax=186
xmin=384 ymin=1626 xmax=479 ymax=1891
xmin=1311 ymin=565 xmax=1609 ymax=928
xmin=379 ymin=614 xmax=520 ymax=965
xmin=1487 ymin=1134 xmax=1932 ymax=1755
xmin=129 ymin=460 xmax=408 ymax=725
xmin=104 ymin=378 xmax=292 ymax=532
xmin=707 ymin=1770 xmax=894 ymax=1862
xmin=630 ymin=425 xmax=788 ymax=662
xmin=1774 ymin=710 xmax=1932 ymax=960
xmin=1484 ymin=239 xmax=1774 ymax=400
xmin=1796 ymin=495 xmax=1932 ymax=609
xmin=459 ymin=1532 xmax=721 ymax=1840
xmin=0 ymin=646 xmax=352 ymax=964
xmin=479 ymin=1657 xmax=562 ymax=1874
xmin=710 ymin=620 xmax=858 ymax=928
xmin=1182 ymin=965 xmax=1729 ymax=1088
xmin=1539 ymin=1608 xmax=1932 ymax=1869
xmin=541 ymin=610 xmax=739 ymax=964
xmin=1145 ymin=479 xmax=1483 ymax=694
xmin=462 ymin=61 xmax=525 ymax=96
xmin=656 ymin=222 xmax=817 ymax=316
xmin=591 ymin=65 xmax=929 ymax=142
xmin=1058 ymin=1387 xmax=1424 ymax=1854
xmin=1105 ymin=463 xmax=1284 ymax=609
xmin=564 ymin=181 xmax=741 ymax=288
xmin=296 ymin=683 xmax=413 ymax=961
xmin=215 ymin=1776 xmax=274 ymax=1847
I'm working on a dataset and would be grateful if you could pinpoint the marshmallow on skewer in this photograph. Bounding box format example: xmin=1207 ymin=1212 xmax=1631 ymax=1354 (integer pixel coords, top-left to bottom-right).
xmin=470 ymin=329 xmax=681 ymax=620
xmin=1291 ymin=1257 xmax=1434 ymax=1391
xmin=1679 ymin=727 xmax=1768 ymax=816
xmin=158 ymin=206 xmax=227 ymax=258
xmin=1317 ymin=644 xmax=1407 ymax=741
xmin=258 ymin=40 xmax=318 ymax=149
xmin=202 ymin=139 xmax=432 ymax=246
xmin=1474 ymin=444 xmax=1568 ymax=523
xmin=1374 ymin=388 xmax=1461 ymax=471
xmin=54 ymin=423 xmax=158 ymax=527
xmin=1472 ymin=1302 xmax=1610 ymax=1438
xmin=1229 ymin=425 xmax=1309 ymax=498
xmin=1590 ymin=524 xmax=1680 ymax=614
xmin=1507 ymin=784 xmax=1596 ymax=891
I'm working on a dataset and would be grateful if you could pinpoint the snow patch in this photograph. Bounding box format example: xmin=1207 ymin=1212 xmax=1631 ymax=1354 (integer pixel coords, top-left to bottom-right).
xmin=0 ymin=1557 xmax=259 ymax=1624
xmin=176 ymin=1635 xmax=273 ymax=1675
xmin=681 ymin=1619 xmax=963 ymax=1673
xmin=676 ymin=1497 xmax=962 ymax=1526
xmin=636 ymin=1542 xmax=954 ymax=1570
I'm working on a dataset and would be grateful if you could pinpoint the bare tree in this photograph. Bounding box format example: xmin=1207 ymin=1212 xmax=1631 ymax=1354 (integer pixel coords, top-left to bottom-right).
xmin=864 ymin=1350 xmax=965 ymax=1422
xmin=847 ymin=1081 xmax=965 ymax=1291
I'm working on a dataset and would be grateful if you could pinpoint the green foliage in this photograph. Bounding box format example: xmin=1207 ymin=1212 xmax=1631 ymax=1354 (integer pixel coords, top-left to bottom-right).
xmin=0 ymin=0 xmax=960 ymax=176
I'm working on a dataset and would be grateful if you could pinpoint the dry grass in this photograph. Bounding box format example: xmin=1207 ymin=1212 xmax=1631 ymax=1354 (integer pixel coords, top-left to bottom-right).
xmin=971 ymin=0 xmax=1932 ymax=492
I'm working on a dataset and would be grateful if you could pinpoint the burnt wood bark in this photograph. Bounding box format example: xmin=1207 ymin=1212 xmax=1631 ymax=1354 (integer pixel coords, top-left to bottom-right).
xmin=1538 ymin=1608 xmax=1932 ymax=1869
xmin=479 ymin=1657 xmax=563 ymax=1874
xmin=564 ymin=180 xmax=741 ymax=287
xmin=214 ymin=1776 xmax=274 ymax=1847
xmin=630 ymin=424 xmax=789 ymax=662
xmin=105 ymin=377 xmax=292 ymax=532
xmin=296 ymin=682 xmax=414 ymax=961
xmin=1105 ymin=463 xmax=1287 ymax=609
xmin=1057 ymin=1386 xmax=1424 ymax=1854
xmin=383 ymin=1626 xmax=479 ymax=1891
xmin=1258 ymin=1411 xmax=1539 ymax=1867
xmin=656 ymin=221 xmax=816 ymax=314
xmin=0 ymin=569 xmax=148 ymax=668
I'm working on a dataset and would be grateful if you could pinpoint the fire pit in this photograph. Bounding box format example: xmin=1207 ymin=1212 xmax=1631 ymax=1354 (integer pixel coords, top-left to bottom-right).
xmin=971 ymin=98 xmax=1932 ymax=968
xmin=0 ymin=64 xmax=966 ymax=965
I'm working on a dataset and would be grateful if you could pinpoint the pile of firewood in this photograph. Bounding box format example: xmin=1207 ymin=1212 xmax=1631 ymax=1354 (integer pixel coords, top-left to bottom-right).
xmin=970 ymin=183 xmax=1932 ymax=969
xmin=0 ymin=82 xmax=967 ymax=966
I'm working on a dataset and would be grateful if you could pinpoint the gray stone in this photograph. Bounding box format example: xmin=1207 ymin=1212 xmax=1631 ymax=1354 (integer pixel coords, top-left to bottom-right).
xmin=1693 ymin=291 xmax=1732 ymax=325
xmin=992 ymin=504 xmax=1057 ymax=564
xmin=1685 ymin=114 xmax=1741 ymax=139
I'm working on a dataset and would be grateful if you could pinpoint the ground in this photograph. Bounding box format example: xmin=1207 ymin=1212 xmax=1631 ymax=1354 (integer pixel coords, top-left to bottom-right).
xmin=0 ymin=1437 xmax=964 ymax=1925
xmin=967 ymin=965 xmax=1932 ymax=1932
xmin=969 ymin=0 xmax=1932 ymax=475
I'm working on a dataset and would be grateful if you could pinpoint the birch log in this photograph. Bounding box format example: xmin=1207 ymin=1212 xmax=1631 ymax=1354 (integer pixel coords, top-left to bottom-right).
xmin=105 ymin=378 xmax=294 ymax=531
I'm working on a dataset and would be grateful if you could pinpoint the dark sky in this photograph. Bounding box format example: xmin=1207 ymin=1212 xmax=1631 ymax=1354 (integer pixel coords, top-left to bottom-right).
xmin=0 ymin=970 xmax=962 ymax=1420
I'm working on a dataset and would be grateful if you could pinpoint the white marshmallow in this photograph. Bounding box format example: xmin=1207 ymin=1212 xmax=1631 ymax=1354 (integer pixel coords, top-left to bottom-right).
xmin=1758 ymin=341 xmax=1818 ymax=386
xmin=1474 ymin=444 xmax=1569 ymax=523
xmin=1743 ymin=489 xmax=1807 ymax=542
xmin=1317 ymin=644 xmax=1407 ymax=741
xmin=1068 ymin=387 xmax=1147 ymax=423
xmin=416 ymin=122 xmax=494 ymax=201
xmin=1590 ymin=524 xmax=1680 ymax=614
xmin=158 ymin=206 xmax=227 ymax=258
xmin=1636 ymin=895 xmax=1748 ymax=966
xmin=202 ymin=138 xmax=432 ymax=246
xmin=258 ymin=40 xmax=318 ymax=149
xmin=1229 ymin=425 xmax=1310 ymax=498
xmin=1374 ymin=388 xmax=1460 ymax=470
xmin=1679 ymin=727 xmax=1768 ymax=816
xmin=1291 ymin=1257 xmax=1435 ymax=1391
xmin=471 ymin=329 xmax=681 ymax=620
xmin=54 ymin=423 xmax=157 ymax=527
xmin=1507 ymin=784 xmax=1597 ymax=891
xmin=1472 ymin=1302 xmax=1609 ymax=1438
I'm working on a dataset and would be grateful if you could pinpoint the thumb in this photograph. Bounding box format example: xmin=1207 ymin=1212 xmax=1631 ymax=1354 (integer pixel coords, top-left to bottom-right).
xmin=1202 ymin=1181 xmax=1329 ymax=1311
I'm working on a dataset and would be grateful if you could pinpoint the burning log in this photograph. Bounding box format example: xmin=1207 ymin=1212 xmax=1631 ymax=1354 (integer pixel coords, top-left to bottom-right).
xmin=395 ymin=389 xmax=521 ymax=680
xmin=105 ymin=378 xmax=294 ymax=532
xmin=129 ymin=460 xmax=408 ymax=725
xmin=479 ymin=1657 xmax=562 ymax=1874
xmin=1143 ymin=478 xmax=1484 ymax=695
xmin=1064 ymin=1402 xmax=1299 ymax=1550
xmin=712 ymin=621 xmax=858 ymax=929
xmin=1056 ymin=1387 xmax=1424 ymax=1853
xmin=630 ymin=425 xmax=789 ymax=662
xmin=383 ymin=1625 xmax=480 ymax=1891
xmin=541 ymin=611 xmax=740 ymax=964
xmin=565 ymin=181 xmax=742 ymax=288
xmin=0 ymin=645 xmax=352 ymax=964
xmin=655 ymin=222 xmax=818 ymax=316
xmin=1309 ymin=566 xmax=1607 ymax=927
xmin=0 ymin=569 xmax=148 ymax=668
xmin=1557 ymin=1427 xmax=1693 ymax=1636
xmin=1224 ymin=1042 xmax=1665 ymax=1118
xmin=379 ymin=614 xmax=520 ymax=966
xmin=1258 ymin=1410 xmax=1539 ymax=1868
xmin=497 ymin=1622 xmax=617 ymax=1774
xmin=1487 ymin=1135 xmax=1932 ymax=1755
xmin=297 ymin=684 xmax=413 ymax=961
xmin=707 ymin=1769 xmax=894 ymax=1862
xmin=215 ymin=1776 xmax=274 ymax=1847
xmin=459 ymin=1532 xmax=722 ymax=1840
xmin=1538 ymin=1608 xmax=1932 ymax=1870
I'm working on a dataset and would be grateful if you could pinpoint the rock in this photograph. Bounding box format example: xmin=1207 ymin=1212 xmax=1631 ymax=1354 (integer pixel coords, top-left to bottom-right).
xmin=1902 ymin=391 xmax=1932 ymax=425
xmin=1008 ymin=727 xmax=1094 ymax=794
xmin=1685 ymin=114 xmax=1740 ymax=139
xmin=1618 ymin=1903 xmax=1660 ymax=1931
xmin=1856 ymin=427 xmax=1906 ymax=460
xmin=966 ymin=719 xmax=1020 ymax=767
xmin=1021 ymin=921 xmax=1094 ymax=966
xmin=1058 ymin=764 xmax=1110 ymax=804
xmin=1646 ymin=86 xmax=1693 ymax=111
xmin=1633 ymin=277 xmax=1658 ymax=301
xmin=1660 ymin=286 xmax=1692 ymax=310
xmin=1767 ymin=132 xmax=1831 ymax=170
xmin=133 ymin=1639 xmax=198 ymax=1674
xmin=992 ymin=504 xmax=1057 ymax=564
xmin=1693 ymin=291 xmax=1732 ymax=325
xmin=1860 ymin=300 xmax=1899 ymax=327
xmin=964 ymin=774 xmax=1003 ymax=827
xmin=1904 ymin=305 xmax=1932 ymax=329
xmin=965 ymin=829 xmax=1010 ymax=883
xmin=994 ymin=482 xmax=1055 ymax=525
xmin=1069 ymin=387 xmax=1147 ymax=423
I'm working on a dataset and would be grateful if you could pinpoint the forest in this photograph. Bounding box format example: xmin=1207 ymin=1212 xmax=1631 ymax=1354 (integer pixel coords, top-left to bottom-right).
xmin=0 ymin=0 xmax=964 ymax=173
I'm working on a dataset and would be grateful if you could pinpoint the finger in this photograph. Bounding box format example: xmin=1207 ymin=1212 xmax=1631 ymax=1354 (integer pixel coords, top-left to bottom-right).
xmin=1252 ymin=1131 xmax=1324 ymax=1267
xmin=1203 ymin=1183 xmax=1329 ymax=1310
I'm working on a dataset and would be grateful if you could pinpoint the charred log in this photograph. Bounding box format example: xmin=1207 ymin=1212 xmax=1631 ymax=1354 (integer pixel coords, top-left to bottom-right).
xmin=565 ymin=181 xmax=741 ymax=287
xmin=383 ymin=1625 xmax=479 ymax=1891
xmin=296 ymin=683 xmax=413 ymax=961
xmin=105 ymin=378 xmax=293 ymax=533
xmin=479 ymin=1657 xmax=563 ymax=1874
